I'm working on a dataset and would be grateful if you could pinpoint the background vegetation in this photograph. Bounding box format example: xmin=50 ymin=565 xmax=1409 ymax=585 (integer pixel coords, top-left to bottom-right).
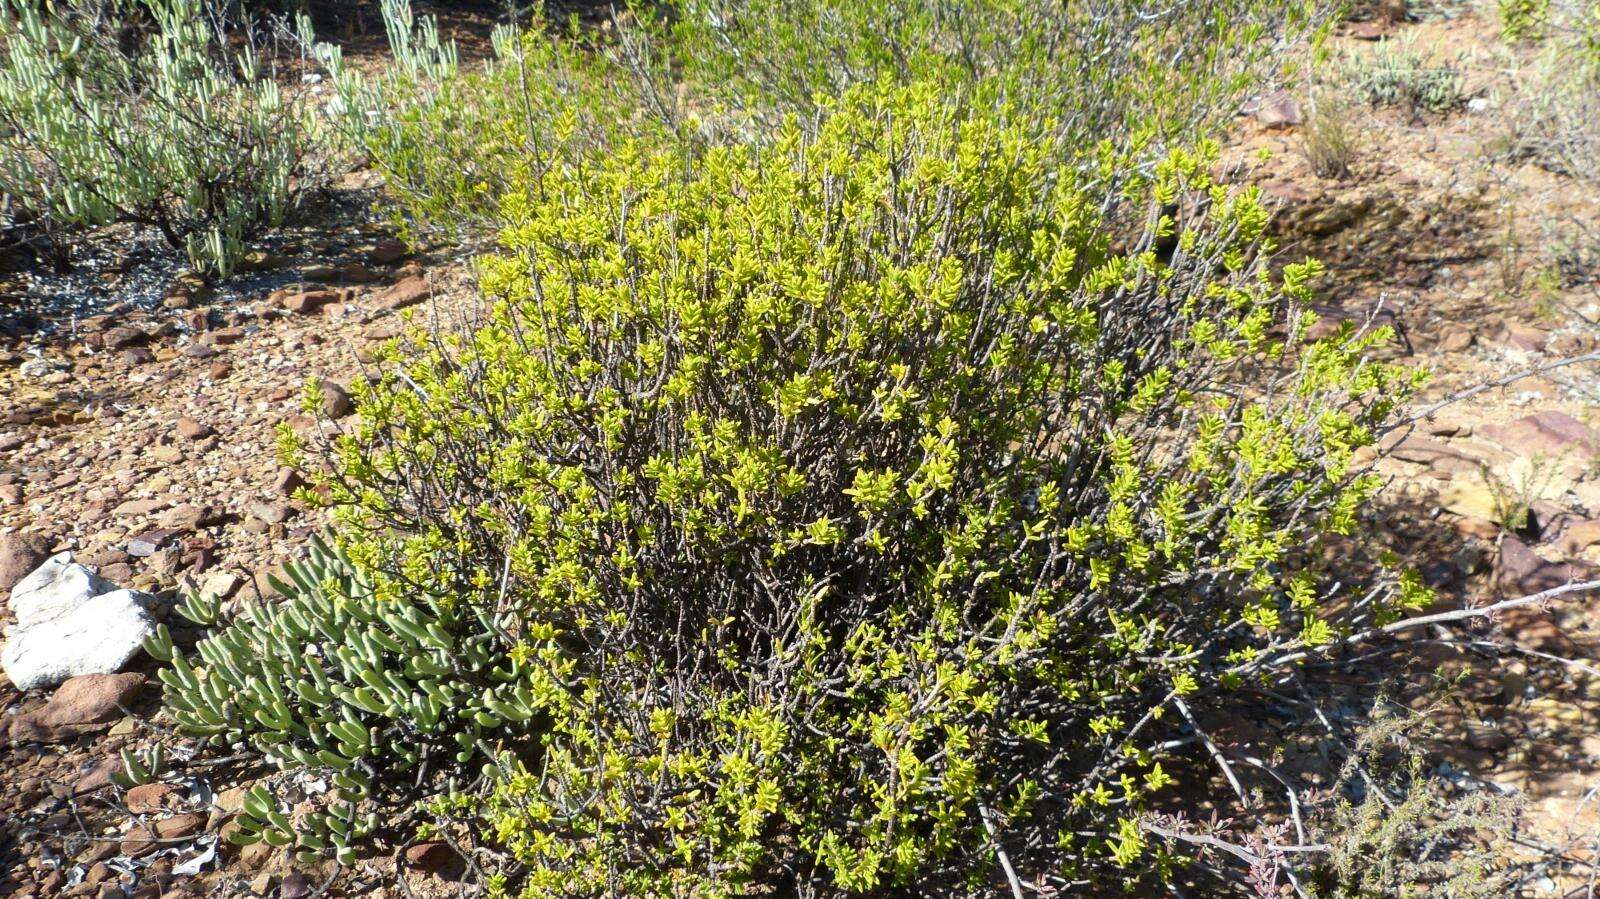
xmin=4 ymin=0 xmax=1593 ymax=895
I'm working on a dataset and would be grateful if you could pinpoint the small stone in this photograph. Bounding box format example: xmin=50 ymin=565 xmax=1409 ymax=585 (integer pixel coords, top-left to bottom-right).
xmin=126 ymin=782 xmax=182 ymax=814
xmin=174 ymin=417 xmax=213 ymax=440
xmin=1497 ymin=536 xmax=1589 ymax=597
xmin=1348 ymin=21 xmax=1387 ymax=40
xmin=120 ymin=834 xmax=157 ymax=858
xmin=279 ymin=873 xmax=311 ymax=899
xmin=249 ymin=874 xmax=275 ymax=896
xmin=82 ymin=841 xmax=119 ymax=865
xmin=155 ymin=811 xmax=206 ymax=839
xmin=369 ymin=238 xmax=407 ymax=264
xmin=371 ymin=276 xmax=429 ymax=311
xmin=339 ymin=262 xmax=381 ymax=283
xmin=0 ymin=532 xmax=52 ymax=594
xmin=280 ymin=289 xmax=339 ymax=315
xmin=249 ymin=503 xmax=294 ymax=526
xmin=1484 ymin=411 xmax=1600 ymax=461
xmin=215 ymin=786 xmax=250 ymax=814
xmin=362 ymin=318 xmax=403 ymax=342
xmin=73 ymin=756 xmax=124 ymax=794
xmin=1253 ymin=91 xmax=1303 ymax=127
xmin=160 ymin=504 xmax=216 ymax=530
xmin=1419 ymin=560 xmax=1462 ymax=589
xmin=1497 ymin=321 xmax=1548 ymax=353
xmin=206 ymin=360 xmax=233 ymax=380
xmin=199 ymin=570 xmax=242 ymax=600
xmin=1465 ymin=720 xmax=1510 ymax=751
xmin=1556 ymin=520 xmax=1600 ymax=556
xmin=115 ymin=497 xmax=168 ymax=517
xmin=1371 ymin=0 xmax=1408 ymax=22
xmin=0 ymin=483 xmax=22 ymax=505
xmin=127 ymin=530 xmax=179 ymax=557
xmin=238 ymin=250 xmax=282 ymax=272
xmin=404 ymin=841 xmax=461 ymax=876
xmin=273 ymin=469 xmax=305 ymax=496
xmin=320 ymin=380 xmax=354 ymax=418
xmin=1438 ymin=327 xmax=1473 ymax=352
xmin=99 ymin=562 xmax=133 ymax=584
xmin=103 ymin=327 xmax=146 ymax=349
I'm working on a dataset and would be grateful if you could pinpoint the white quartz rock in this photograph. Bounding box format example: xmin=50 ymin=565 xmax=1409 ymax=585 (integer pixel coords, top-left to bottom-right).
xmin=2 ymin=554 xmax=154 ymax=691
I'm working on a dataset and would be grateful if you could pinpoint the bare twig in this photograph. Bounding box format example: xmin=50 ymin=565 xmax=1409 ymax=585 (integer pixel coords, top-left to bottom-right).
xmin=979 ymin=803 xmax=1027 ymax=899
xmin=1390 ymin=351 xmax=1600 ymax=432
xmin=1256 ymin=579 xmax=1600 ymax=671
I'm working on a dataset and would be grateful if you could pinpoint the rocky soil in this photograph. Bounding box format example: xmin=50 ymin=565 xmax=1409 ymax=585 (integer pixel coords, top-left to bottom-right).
xmin=3 ymin=3 xmax=1600 ymax=897
xmin=0 ymin=208 xmax=475 ymax=896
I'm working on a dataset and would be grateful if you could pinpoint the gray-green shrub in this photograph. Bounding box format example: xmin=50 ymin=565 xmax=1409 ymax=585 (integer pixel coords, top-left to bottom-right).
xmin=1504 ymin=0 xmax=1600 ymax=179
xmin=0 ymin=0 xmax=318 ymax=276
xmin=1343 ymin=42 xmax=1468 ymax=114
xmin=667 ymin=0 xmax=1334 ymax=159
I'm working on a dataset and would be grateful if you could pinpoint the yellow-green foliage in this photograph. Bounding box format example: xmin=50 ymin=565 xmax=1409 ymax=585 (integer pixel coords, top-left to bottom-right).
xmin=291 ymin=83 xmax=1422 ymax=895
xmin=317 ymin=0 xmax=1337 ymax=238
xmin=1500 ymin=0 xmax=1551 ymax=41
xmin=669 ymin=0 xmax=1333 ymax=157
xmin=312 ymin=1 xmax=661 ymax=241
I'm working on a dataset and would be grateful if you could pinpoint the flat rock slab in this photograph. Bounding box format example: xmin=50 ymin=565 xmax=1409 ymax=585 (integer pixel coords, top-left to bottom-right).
xmin=2 ymin=553 xmax=155 ymax=691
xmin=1483 ymin=411 xmax=1600 ymax=462
xmin=0 ymin=672 xmax=145 ymax=744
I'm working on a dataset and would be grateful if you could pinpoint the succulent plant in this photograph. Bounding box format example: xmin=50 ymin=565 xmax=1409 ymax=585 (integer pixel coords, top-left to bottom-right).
xmin=146 ymin=536 xmax=537 ymax=864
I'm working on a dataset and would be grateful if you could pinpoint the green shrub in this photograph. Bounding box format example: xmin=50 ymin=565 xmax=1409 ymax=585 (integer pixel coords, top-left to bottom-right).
xmin=0 ymin=0 xmax=318 ymax=276
xmin=1303 ymin=93 xmax=1362 ymax=179
xmin=313 ymin=0 xmax=1338 ymax=240
xmin=270 ymin=83 xmax=1426 ymax=895
xmin=667 ymin=0 xmax=1336 ymax=159
xmin=310 ymin=0 xmax=666 ymax=241
xmin=1310 ymin=721 xmax=1520 ymax=899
